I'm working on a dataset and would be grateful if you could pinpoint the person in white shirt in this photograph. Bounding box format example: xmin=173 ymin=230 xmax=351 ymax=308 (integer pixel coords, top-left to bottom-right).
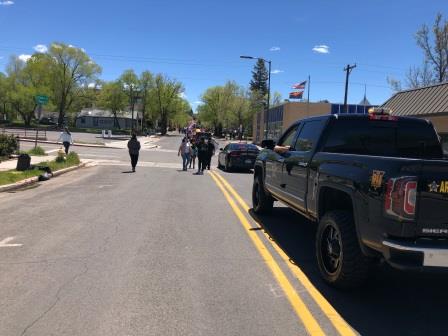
xmin=178 ymin=137 xmax=192 ymax=171
xmin=58 ymin=127 xmax=74 ymax=154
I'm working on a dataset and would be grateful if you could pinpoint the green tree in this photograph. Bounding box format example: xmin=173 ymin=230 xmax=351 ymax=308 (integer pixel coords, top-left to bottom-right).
xmin=171 ymin=99 xmax=192 ymax=129
xmin=0 ymin=72 xmax=8 ymax=120
xmin=139 ymin=71 xmax=154 ymax=129
xmin=47 ymin=43 xmax=101 ymax=126
xmin=197 ymin=81 xmax=253 ymax=136
xmin=151 ymin=74 xmax=184 ymax=135
xmin=97 ymin=81 xmax=128 ymax=129
xmin=249 ymin=59 xmax=268 ymax=96
xmin=119 ymin=69 xmax=139 ymax=130
xmin=5 ymin=55 xmax=53 ymax=126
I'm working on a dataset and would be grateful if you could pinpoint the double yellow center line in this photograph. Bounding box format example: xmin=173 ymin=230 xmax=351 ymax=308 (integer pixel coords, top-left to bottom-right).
xmin=209 ymin=171 xmax=356 ymax=336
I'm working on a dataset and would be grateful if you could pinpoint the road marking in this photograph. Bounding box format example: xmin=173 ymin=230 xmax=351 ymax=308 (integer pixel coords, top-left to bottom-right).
xmin=209 ymin=171 xmax=325 ymax=335
xmin=98 ymin=184 xmax=113 ymax=189
xmin=0 ymin=237 xmax=23 ymax=247
xmin=46 ymin=149 xmax=60 ymax=154
xmin=212 ymin=171 xmax=356 ymax=336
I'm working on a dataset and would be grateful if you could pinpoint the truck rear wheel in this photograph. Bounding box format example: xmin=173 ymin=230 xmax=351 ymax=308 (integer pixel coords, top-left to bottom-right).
xmin=316 ymin=210 xmax=371 ymax=289
xmin=252 ymin=174 xmax=273 ymax=214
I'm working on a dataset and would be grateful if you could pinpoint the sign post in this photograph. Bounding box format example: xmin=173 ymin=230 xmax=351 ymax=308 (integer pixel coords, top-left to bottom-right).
xmin=34 ymin=95 xmax=49 ymax=149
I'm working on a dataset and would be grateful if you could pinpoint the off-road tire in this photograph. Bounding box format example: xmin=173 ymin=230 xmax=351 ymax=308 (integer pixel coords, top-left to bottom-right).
xmin=252 ymin=174 xmax=274 ymax=214
xmin=316 ymin=210 xmax=371 ymax=289
xmin=224 ymin=158 xmax=231 ymax=172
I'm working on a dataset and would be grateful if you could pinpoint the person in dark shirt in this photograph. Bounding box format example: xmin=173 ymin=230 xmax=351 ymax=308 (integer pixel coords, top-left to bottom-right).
xmin=206 ymin=138 xmax=215 ymax=170
xmin=127 ymin=133 xmax=141 ymax=172
xmin=195 ymin=137 xmax=208 ymax=175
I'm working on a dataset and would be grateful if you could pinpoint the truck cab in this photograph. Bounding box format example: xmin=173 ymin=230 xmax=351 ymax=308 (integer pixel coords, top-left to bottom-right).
xmin=253 ymin=109 xmax=448 ymax=288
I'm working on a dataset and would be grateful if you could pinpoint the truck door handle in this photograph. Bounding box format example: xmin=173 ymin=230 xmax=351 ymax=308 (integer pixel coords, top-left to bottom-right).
xmin=298 ymin=162 xmax=308 ymax=167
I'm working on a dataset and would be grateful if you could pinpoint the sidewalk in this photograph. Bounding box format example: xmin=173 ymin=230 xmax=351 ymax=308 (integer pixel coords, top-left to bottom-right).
xmin=105 ymin=136 xmax=160 ymax=150
xmin=19 ymin=135 xmax=160 ymax=149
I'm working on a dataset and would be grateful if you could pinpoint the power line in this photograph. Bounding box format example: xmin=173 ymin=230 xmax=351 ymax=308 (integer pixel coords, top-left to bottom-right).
xmin=0 ymin=44 xmax=409 ymax=76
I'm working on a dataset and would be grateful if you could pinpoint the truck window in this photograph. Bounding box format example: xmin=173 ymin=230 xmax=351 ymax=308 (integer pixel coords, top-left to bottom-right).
xmin=294 ymin=120 xmax=325 ymax=152
xmin=278 ymin=124 xmax=300 ymax=147
xmin=322 ymin=119 xmax=443 ymax=159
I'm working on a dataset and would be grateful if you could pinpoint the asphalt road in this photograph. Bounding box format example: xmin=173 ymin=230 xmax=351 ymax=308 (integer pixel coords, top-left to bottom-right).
xmin=2 ymin=134 xmax=448 ymax=335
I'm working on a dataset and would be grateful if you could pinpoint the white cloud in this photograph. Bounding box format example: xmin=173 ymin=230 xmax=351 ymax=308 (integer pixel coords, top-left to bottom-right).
xmin=0 ymin=1 xmax=14 ymax=6
xmin=178 ymin=92 xmax=187 ymax=99
xmin=312 ymin=45 xmax=330 ymax=54
xmin=193 ymin=101 xmax=203 ymax=105
xmin=269 ymin=46 xmax=281 ymax=52
xmin=34 ymin=44 xmax=48 ymax=53
xmin=18 ymin=54 xmax=32 ymax=62
xmin=271 ymin=69 xmax=284 ymax=74
xmin=87 ymin=83 xmax=96 ymax=89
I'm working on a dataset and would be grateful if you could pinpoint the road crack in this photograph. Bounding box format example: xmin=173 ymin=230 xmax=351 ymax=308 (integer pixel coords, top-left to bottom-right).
xmin=20 ymin=261 xmax=90 ymax=336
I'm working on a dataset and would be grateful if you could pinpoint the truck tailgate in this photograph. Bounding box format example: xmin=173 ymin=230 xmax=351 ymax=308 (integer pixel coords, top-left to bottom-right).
xmin=418 ymin=160 xmax=448 ymax=237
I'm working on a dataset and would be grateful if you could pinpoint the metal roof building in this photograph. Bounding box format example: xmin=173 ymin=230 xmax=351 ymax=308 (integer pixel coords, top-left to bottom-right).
xmin=383 ymin=82 xmax=448 ymax=117
xmin=383 ymin=81 xmax=448 ymax=154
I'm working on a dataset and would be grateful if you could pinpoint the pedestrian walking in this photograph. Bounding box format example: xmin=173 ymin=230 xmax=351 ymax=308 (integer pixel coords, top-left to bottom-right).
xmin=206 ymin=138 xmax=215 ymax=170
xmin=178 ymin=137 xmax=191 ymax=171
xmin=189 ymin=139 xmax=198 ymax=169
xmin=195 ymin=137 xmax=208 ymax=175
xmin=127 ymin=133 xmax=141 ymax=172
xmin=58 ymin=127 xmax=73 ymax=154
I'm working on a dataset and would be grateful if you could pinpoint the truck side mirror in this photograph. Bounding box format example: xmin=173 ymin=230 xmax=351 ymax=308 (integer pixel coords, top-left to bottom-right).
xmin=261 ymin=139 xmax=275 ymax=150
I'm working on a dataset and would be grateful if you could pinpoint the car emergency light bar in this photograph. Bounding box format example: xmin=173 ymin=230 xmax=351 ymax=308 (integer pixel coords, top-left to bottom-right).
xmin=368 ymin=107 xmax=392 ymax=115
xmin=368 ymin=107 xmax=398 ymax=121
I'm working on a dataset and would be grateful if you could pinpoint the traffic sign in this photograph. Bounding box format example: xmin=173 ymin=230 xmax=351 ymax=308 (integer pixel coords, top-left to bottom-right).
xmin=35 ymin=95 xmax=49 ymax=105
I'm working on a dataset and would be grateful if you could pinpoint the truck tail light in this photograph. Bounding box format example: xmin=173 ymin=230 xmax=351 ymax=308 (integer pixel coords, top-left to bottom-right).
xmin=384 ymin=176 xmax=418 ymax=220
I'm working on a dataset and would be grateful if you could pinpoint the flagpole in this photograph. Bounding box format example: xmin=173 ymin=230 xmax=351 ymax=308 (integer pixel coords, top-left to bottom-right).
xmin=307 ymin=75 xmax=311 ymax=116
xmin=363 ymin=84 xmax=367 ymax=114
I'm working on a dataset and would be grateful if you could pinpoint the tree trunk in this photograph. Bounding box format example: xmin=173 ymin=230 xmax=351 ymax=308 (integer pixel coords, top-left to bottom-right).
xmin=113 ymin=111 xmax=121 ymax=129
xmin=160 ymin=112 xmax=168 ymax=136
xmin=58 ymin=100 xmax=65 ymax=127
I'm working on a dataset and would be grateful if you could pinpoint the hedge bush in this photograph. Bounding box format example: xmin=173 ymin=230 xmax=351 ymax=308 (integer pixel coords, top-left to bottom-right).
xmin=0 ymin=134 xmax=19 ymax=157
xmin=27 ymin=146 xmax=46 ymax=156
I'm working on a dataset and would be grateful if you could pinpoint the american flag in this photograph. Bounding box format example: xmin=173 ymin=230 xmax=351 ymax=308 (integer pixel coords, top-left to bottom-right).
xmin=291 ymin=81 xmax=307 ymax=89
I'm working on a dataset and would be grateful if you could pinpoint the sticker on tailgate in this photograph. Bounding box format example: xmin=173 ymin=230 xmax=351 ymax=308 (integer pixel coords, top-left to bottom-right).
xmin=370 ymin=170 xmax=385 ymax=190
xmin=428 ymin=181 xmax=448 ymax=193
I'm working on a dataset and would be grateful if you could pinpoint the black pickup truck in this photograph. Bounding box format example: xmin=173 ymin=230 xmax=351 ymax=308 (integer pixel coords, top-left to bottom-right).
xmin=252 ymin=111 xmax=448 ymax=288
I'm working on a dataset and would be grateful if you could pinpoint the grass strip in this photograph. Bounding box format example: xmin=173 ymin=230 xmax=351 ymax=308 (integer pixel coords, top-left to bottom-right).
xmin=0 ymin=152 xmax=80 ymax=186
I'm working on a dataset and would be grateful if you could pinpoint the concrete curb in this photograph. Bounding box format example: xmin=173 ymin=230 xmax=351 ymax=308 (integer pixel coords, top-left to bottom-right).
xmin=0 ymin=162 xmax=87 ymax=193
xmin=19 ymin=139 xmax=122 ymax=149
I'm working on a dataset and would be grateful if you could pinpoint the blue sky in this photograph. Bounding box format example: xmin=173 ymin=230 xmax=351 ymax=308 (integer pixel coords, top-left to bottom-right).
xmin=0 ymin=0 xmax=446 ymax=111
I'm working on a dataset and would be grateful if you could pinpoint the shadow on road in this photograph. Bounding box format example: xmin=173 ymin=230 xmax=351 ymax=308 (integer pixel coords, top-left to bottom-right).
xmin=249 ymin=207 xmax=448 ymax=336
xmin=121 ymin=171 xmax=134 ymax=174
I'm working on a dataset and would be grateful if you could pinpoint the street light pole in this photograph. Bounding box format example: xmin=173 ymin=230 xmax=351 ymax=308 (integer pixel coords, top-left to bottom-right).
xmin=240 ymin=55 xmax=272 ymax=140
xmin=266 ymin=60 xmax=271 ymax=140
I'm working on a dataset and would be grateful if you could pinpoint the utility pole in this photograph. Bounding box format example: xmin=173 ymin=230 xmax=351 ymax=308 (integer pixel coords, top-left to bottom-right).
xmin=343 ymin=64 xmax=356 ymax=113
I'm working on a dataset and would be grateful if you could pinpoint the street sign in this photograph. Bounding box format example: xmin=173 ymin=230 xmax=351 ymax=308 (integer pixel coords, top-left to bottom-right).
xmin=35 ymin=95 xmax=49 ymax=105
